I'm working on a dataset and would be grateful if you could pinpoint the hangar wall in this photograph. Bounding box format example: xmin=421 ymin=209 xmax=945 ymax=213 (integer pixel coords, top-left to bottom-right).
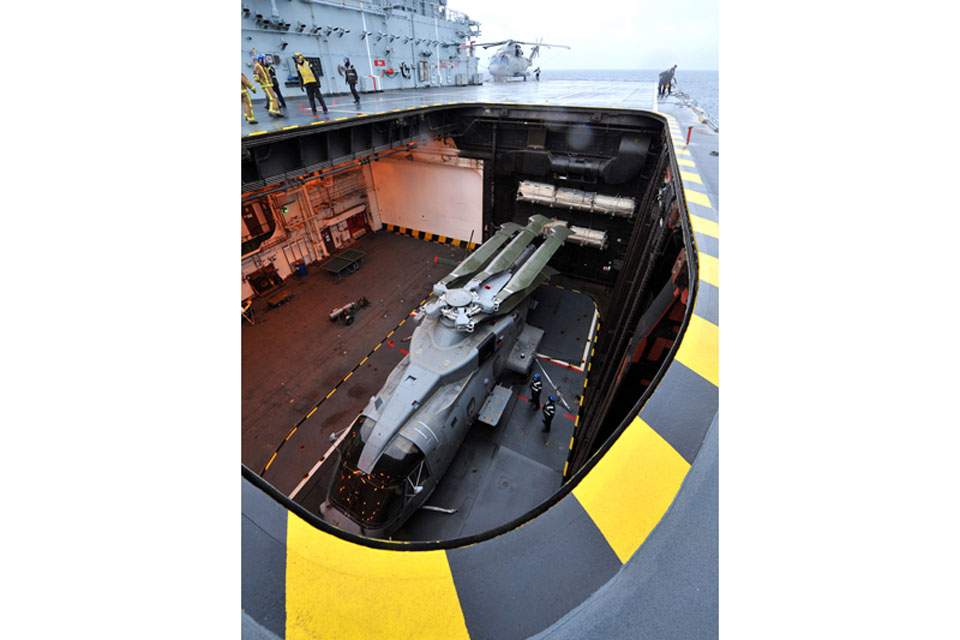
xmin=369 ymin=155 xmax=482 ymax=242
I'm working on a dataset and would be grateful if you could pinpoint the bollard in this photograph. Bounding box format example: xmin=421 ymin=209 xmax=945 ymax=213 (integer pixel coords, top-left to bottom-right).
xmin=686 ymin=125 xmax=693 ymax=146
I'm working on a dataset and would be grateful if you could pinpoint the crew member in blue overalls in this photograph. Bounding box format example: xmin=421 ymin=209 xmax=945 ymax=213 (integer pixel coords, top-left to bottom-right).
xmin=542 ymin=396 xmax=556 ymax=433
xmin=529 ymin=372 xmax=543 ymax=411
xmin=293 ymin=52 xmax=328 ymax=116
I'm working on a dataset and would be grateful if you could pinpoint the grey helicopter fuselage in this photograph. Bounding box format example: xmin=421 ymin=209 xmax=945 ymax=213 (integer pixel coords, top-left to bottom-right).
xmin=487 ymin=45 xmax=531 ymax=79
xmin=323 ymin=302 xmax=527 ymax=538
xmin=322 ymin=215 xmax=571 ymax=538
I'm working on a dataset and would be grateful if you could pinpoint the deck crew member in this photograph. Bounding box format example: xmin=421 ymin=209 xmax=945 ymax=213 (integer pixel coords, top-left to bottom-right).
xmin=534 ymin=67 xmax=540 ymax=81
xmin=254 ymin=54 xmax=283 ymax=118
xmin=343 ymin=58 xmax=361 ymax=105
xmin=542 ymin=396 xmax=556 ymax=433
xmin=293 ymin=52 xmax=328 ymax=116
xmin=529 ymin=372 xmax=543 ymax=410
xmin=658 ymin=65 xmax=677 ymax=98
xmin=241 ymin=72 xmax=258 ymax=124
xmin=267 ymin=61 xmax=287 ymax=110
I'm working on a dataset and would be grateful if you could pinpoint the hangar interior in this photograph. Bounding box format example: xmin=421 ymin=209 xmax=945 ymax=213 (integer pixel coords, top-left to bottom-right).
xmin=241 ymin=104 xmax=695 ymax=541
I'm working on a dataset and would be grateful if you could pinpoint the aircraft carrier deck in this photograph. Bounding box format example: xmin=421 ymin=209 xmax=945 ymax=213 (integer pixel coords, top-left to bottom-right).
xmin=242 ymin=80 xmax=719 ymax=639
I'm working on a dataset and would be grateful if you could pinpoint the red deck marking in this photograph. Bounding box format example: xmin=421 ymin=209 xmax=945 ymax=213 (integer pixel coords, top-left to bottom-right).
xmin=517 ymin=395 xmax=529 ymax=403
xmin=536 ymin=355 xmax=584 ymax=373
xmin=400 ymin=349 xmax=408 ymax=354
xmin=387 ymin=340 xmax=395 ymax=347
xmin=564 ymin=413 xmax=576 ymax=421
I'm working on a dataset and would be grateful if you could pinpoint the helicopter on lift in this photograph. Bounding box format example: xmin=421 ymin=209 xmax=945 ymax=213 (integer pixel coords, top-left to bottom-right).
xmin=477 ymin=39 xmax=570 ymax=81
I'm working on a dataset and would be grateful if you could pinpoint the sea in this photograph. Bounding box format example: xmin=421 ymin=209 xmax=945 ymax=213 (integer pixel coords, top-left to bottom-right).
xmin=538 ymin=69 xmax=719 ymax=124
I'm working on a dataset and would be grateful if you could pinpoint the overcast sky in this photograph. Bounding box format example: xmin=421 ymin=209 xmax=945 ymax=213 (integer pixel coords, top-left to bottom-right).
xmin=449 ymin=0 xmax=718 ymax=70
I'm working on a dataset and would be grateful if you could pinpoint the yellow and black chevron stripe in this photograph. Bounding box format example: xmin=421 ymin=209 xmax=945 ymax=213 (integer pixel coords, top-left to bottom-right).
xmin=383 ymin=223 xmax=478 ymax=251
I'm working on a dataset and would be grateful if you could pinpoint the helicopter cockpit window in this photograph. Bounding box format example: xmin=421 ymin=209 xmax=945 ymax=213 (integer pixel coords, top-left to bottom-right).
xmin=329 ymin=433 xmax=428 ymax=529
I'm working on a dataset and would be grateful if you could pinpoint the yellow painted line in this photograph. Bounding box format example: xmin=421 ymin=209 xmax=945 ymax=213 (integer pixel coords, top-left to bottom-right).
xmin=373 ymin=343 xmax=382 ymax=352
xmin=574 ymin=417 xmax=690 ymax=564
xmin=575 ymin=415 xmax=580 ymax=426
xmin=343 ymin=371 xmax=353 ymax=382
xmin=248 ymin=131 xmax=267 ymax=136
xmin=425 ymin=232 xmax=433 ymax=241
xmin=334 ymin=117 xmax=348 ymax=121
xmin=684 ymin=188 xmax=712 ymax=208
xmin=359 ymin=356 xmax=369 ymax=366
xmin=698 ymin=251 xmax=719 ymax=288
xmin=285 ymin=427 xmax=298 ymax=441
xmin=690 ymin=214 xmax=719 ymax=239
xmin=438 ymin=235 xmax=447 ymax=244
xmin=398 ymin=319 xmax=406 ymax=327
xmin=306 ymin=407 xmax=317 ymax=419
xmin=587 ymin=362 xmax=592 ymax=373
xmin=286 ymin=514 xmax=470 ymax=640
xmin=675 ymin=147 xmax=691 ymax=156
xmin=579 ymin=396 xmax=584 ymax=406
xmin=680 ymin=170 xmax=703 ymax=184
xmin=675 ymin=313 xmax=719 ymax=387
xmin=386 ymin=330 xmax=395 ymax=338
xmin=563 ymin=460 xmax=569 ymax=475
xmin=325 ymin=388 xmax=337 ymax=400
xmin=282 ymin=125 xmax=299 ymax=130
xmin=433 ymin=103 xmax=443 ymax=106
xmin=265 ymin=451 xmax=278 ymax=471
xmin=392 ymin=109 xmax=403 ymax=112
xmin=310 ymin=120 xmax=324 ymax=126
xmin=677 ymin=158 xmax=696 ymax=168
xmin=569 ymin=436 xmax=575 ymax=449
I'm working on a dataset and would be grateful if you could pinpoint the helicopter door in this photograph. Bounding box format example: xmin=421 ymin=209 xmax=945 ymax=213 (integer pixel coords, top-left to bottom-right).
xmin=418 ymin=60 xmax=429 ymax=83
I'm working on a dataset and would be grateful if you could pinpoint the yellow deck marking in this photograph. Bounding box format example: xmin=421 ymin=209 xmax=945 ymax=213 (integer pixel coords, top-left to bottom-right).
xmin=264 ymin=451 xmax=278 ymax=471
xmin=690 ymin=214 xmax=719 ymax=238
xmin=398 ymin=319 xmax=406 ymax=327
xmin=334 ymin=117 xmax=348 ymax=121
xmin=675 ymin=147 xmax=691 ymax=156
xmin=285 ymin=427 xmax=298 ymax=441
xmin=286 ymin=514 xmax=470 ymax=640
xmin=677 ymin=158 xmax=696 ymax=168
xmin=343 ymin=371 xmax=353 ymax=382
xmin=359 ymin=356 xmax=369 ymax=366
xmin=386 ymin=330 xmax=395 ymax=338
xmin=248 ymin=131 xmax=267 ymax=136
xmin=698 ymin=251 xmax=719 ymax=288
xmin=680 ymin=170 xmax=703 ymax=185
xmin=573 ymin=417 xmax=690 ymax=563
xmin=438 ymin=235 xmax=447 ymax=244
xmin=306 ymin=407 xmax=317 ymax=419
xmin=373 ymin=343 xmax=382 ymax=352
xmin=282 ymin=125 xmax=299 ymax=130
xmin=325 ymin=388 xmax=337 ymax=400
xmin=675 ymin=314 xmax=719 ymax=387
xmin=684 ymin=188 xmax=712 ymax=208
xmin=424 ymin=232 xmax=433 ymax=241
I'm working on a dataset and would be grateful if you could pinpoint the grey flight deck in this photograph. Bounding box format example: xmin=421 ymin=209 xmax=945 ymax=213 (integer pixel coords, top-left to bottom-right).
xmin=242 ymin=80 xmax=659 ymax=136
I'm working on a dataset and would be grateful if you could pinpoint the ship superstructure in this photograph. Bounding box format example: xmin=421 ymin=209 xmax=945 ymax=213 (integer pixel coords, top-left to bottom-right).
xmin=241 ymin=0 xmax=481 ymax=96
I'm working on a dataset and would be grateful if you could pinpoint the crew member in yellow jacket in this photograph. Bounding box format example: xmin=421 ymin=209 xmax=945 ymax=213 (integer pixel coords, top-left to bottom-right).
xmin=293 ymin=52 xmax=328 ymax=116
xmin=253 ymin=55 xmax=283 ymax=118
xmin=241 ymin=72 xmax=258 ymax=124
